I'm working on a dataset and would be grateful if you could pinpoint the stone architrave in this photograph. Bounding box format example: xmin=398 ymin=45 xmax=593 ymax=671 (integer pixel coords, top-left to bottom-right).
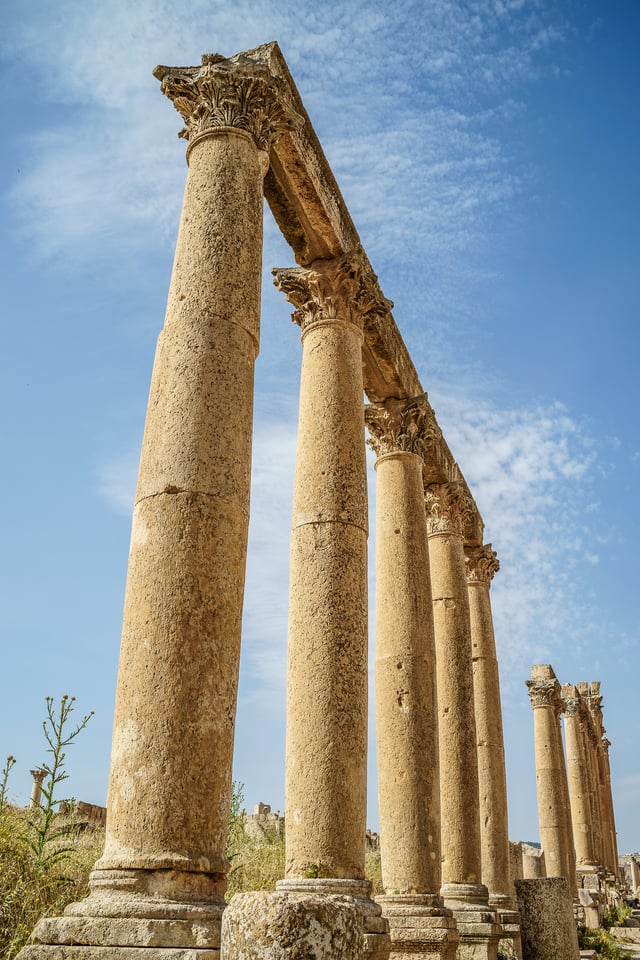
xmin=366 ymin=395 xmax=458 ymax=960
xmin=20 ymin=53 xmax=299 ymax=960
xmin=264 ymin=251 xmax=390 ymax=960
xmin=561 ymin=685 xmax=598 ymax=875
xmin=425 ymin=483 xmax=501 ymax=960
xmin=465 ymin=545 xmax=521 ymax=952
xmin=526 ymin=666 xmax=576 ymax=896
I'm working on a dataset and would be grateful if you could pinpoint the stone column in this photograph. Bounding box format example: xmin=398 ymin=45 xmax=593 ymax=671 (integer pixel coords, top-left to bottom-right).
xmin=601 ymin=739 xmax=620 ymax=880
xmin=465 ymin=544 xmax=520 ymax=951
xmin=561 ymin=685 xmax=598 ymax=874
xmin=425 ymin=482 xmax=501 ymax=960
xmin=526 ymin=666 xmax=576 ymax=896
xmin=366 ymin=396 xmax=458 ymax=960
xmin=578 ymin=682 xmax=605 ymax=872
xmin=269 ymin=251 xmax=389 ymax=960
xmin=21 ymin=53 xmax=298 ymax=960
xmin=29 ymin=769 xmax=47 ymax=809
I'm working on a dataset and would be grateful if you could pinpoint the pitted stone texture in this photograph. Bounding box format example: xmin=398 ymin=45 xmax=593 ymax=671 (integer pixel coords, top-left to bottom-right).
xmin=19 ymin=950 xmax=217 ymax=959
xmin=526 ymin=666 xmax=575 ymax=891
xmin=377 ymin=895 xmax=458 ymax=960
xmin=30 ymin=913 xmax=221 ymax=949
xmin=373 ymin=450 xmax=441 ymax=895
xmin=284 ymin=309 xmax=369 ymax=881
xmin=428 ymin=528 xmax=483 ymax=890
xmin=222 ymin=891 xmax=363 ymax=960
xmin=515 ymin=878 xmax=580 ymax=960
xmin=467 ymin=548 xmax=513 ymax=911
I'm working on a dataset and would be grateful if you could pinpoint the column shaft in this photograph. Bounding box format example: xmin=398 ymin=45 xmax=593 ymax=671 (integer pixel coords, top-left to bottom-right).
xmin=97 ymin=128 xmax=262 ymax=892
xmin=527 ymin=666 xmax=576 ymax=896
xmin=285 ymin=312 xmax=368 ymax=878
xmin=375 ymin=450 xmax=440 ymax=893
xmin=466 ymin=548 xmax=512 ymax=905
xmin=561 ymin=687 xmax=597 ymax=871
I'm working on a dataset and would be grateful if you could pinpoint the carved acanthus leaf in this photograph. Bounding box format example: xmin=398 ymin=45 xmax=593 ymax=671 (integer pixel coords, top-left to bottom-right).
xmin=526 ymin=677 xmax=562 ymax=710
xmin=154 ymin=53 xmax=303 ymax=151
xmin=424 ymin=482 xmax=474 ymax=536
xmin=365 ymin=394 xmax=442 ymax=458
xmin=272 ymin=248 xmax=389 ymax=331
xmin=464 ymin=544 xmax=499 ymax=584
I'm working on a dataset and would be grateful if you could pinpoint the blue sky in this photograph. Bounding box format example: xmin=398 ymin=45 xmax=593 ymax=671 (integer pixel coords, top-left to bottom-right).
xmin=1 ymin=0 xmax=638 ymax=858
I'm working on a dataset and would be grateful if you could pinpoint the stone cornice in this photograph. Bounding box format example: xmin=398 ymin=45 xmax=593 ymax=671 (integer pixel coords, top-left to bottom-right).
xmin=364 ymin=393 xmax=442 ymax=459
xmin=464 ymin=544 xmax=499 ymax=584
xmin=154 ymin=52 xmax=302 ymax=152
xmin=526 ymin=677 xmax=562 ymax=710
xmin=160 ymin=43 xmax=485 ymax=542
xmin=272 ymin=248 xmax=389 ymax=332
xmin=424 ymin=482 xmax=474 ymax=537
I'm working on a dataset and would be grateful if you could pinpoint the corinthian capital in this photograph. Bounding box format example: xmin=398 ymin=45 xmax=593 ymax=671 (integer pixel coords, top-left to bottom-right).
xmin=364 ymin=393 xmax=442 ymax=459
xmin=526 ymin=677 xmax=562 ymax=710
xmin=424 ymin=482 xmax=474 ymax=536
xmin=272 ymin=248 xmax=390 ymax=331
xmin=464 ymin=543 xmax=499 ymax=584
xmin=561 ymin=683 xmax=583 ymax=719
xmin=154 ymin=53 xmax=302 ymax=151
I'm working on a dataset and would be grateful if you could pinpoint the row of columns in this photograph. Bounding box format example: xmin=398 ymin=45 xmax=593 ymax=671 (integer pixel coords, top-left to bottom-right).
xmin=527 ymin=667 xmax=620 ymax=901
xmin=20 ymin=52 xmax=517 ymax=960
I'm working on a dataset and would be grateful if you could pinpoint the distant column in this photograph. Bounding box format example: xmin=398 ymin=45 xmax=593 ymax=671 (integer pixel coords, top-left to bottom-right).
xmin=465 ymin=544 xmax=520 ymax=949
xmin=272 ymin=251 xmax=390 ymax=960
xmin=526 ymin=665 xmax=576 ymax=896
xmin=426 ymin=482 xmax=501 ymax=959
xmin=561 ymin=685 xmax=598 ymax=875
xmin=601 ymin=738 xmax=620 ymax=880
xmin=29 ymin=769 xmax=47 ymax=809
xmin=366 ymin=395 xmax=458 ymax=960
xmin=578 ymin=682 xmax=605 ymax=871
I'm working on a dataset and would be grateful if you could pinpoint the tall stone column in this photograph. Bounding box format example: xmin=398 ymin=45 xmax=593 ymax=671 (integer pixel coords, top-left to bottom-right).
xmin=465 ymin=545 xmax=520 ymax=952
xmin=425 ymin=483 xmax=501 ymax=960
xmin=366 ymin=396 xmax=458 ymax=960
xmin=561 ymin=685 xmax=598 ymax=874
xmin=578 ymin=682 xmax=605 ymax=872
xmin=21 ymin=53 xmax=298 ymax=960
xmin=601 ymin=739 xmax=620 ymax=880
xmin=526 ymin=665 xmax=576 ymax=896
xmin=269 ymin=251 xmax=390 ymax=959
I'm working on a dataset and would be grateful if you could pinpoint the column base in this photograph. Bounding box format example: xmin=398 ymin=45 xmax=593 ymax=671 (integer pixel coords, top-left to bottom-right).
xmin=440 ymin=885 xmax=501 ymax=960
xmin=377 ymin=894 xmax=459 ymax=959
xmin=275 ymin=878 xmax=390 ymax=959
xmin=488 ymin=895 xmax=521 ymax=958
xmin=16 ymin=868 xmax=225 ymax=960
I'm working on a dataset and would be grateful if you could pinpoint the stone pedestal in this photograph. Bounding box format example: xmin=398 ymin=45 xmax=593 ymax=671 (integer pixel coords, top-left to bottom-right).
xmin=514 ymin=878 xmax=580 ymax=960
xmin=366 ymin=397 xmax=458 ymax=960
xmin=465 ymin=545 xmax=520 ymax=957
xmin=271 ymin=253 xmax=390 ymax=960
xmin=425 ymin=484 xmax=501 ymax=960
xmin=18 ymin=54 xmax=298 ymax=960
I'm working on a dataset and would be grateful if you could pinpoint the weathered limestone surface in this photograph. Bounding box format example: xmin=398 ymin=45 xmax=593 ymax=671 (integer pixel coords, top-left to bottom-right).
xmin=521 ymin=846 xmax=545 ymax=880
xmin=561 ymin=684 xmax=598 ymax=873
xmin=466 ymin=545 xmax=520 ymax=955
xmin=514 ymin=878 xmax=580 ymax=960
xmin=526 ymin=665 xmax=576 ymax=893
xmin=366 ymin=396 xmax=458 ymax=960
xmin=426 ymin=484 xmax=501 ymax=959
xmin=272 ymin=254 xmax=390 ymax=960
xmin=20 ymin=53 xmax=294 ymax=960
xmin=222 ymin=891 xmax=363 ymax=960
